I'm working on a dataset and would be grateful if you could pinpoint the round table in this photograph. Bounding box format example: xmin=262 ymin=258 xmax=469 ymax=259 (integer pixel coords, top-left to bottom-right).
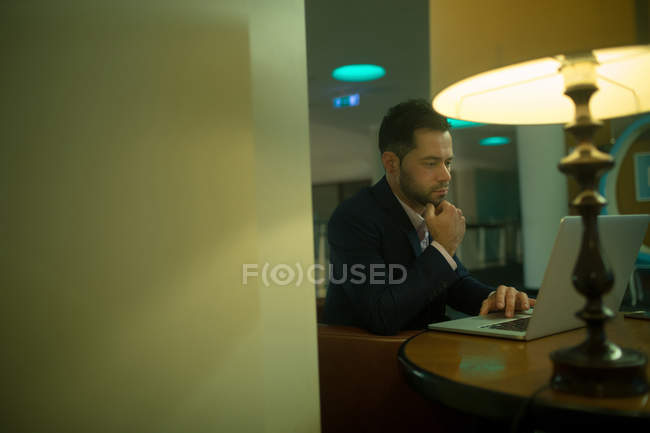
xmin=398 ymin=314 xmax=650 ymax=431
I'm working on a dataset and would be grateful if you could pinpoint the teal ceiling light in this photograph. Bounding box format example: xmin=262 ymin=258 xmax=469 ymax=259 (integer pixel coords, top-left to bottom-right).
xmin=448 ymin=118 xmax=484 ymax=129
xmin=480 ymin=136 xmax=511 ymax=146
xmin=332 ymin=64 xmax=386 ymax=82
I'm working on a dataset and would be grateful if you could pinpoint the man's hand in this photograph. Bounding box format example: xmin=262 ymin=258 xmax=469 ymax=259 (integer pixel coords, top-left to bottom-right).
xmin=479 ymin=285 xmax=536 ymax=318
xmin=423 ymin=200 xmax=465 ymax=256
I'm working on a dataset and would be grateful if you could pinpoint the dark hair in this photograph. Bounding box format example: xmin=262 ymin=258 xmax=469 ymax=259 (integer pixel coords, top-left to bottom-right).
xmin=378 ymin=99 xmax=449 ymax=160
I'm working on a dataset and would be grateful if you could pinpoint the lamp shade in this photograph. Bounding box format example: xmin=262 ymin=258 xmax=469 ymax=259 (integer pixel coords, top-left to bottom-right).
xmin=433 ymin=45 xmax=650 ymax=125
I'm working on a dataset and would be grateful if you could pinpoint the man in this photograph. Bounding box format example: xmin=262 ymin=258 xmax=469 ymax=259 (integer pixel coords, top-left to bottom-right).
xmin=323 ymin=99 xmax=534 ymax=335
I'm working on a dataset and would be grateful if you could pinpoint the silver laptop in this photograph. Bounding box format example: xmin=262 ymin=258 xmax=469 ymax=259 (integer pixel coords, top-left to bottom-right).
xmin=428 ymin=214 xmax=650 ymax=341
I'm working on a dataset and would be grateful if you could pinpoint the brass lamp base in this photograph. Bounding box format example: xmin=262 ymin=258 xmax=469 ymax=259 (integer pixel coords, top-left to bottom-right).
xmin=551 ymin=344 xmax=649 ymax=397
xmin=551 ymin=74 xmax=650 ymax=397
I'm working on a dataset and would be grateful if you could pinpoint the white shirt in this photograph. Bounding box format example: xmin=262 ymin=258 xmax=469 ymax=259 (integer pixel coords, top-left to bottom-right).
xmin=394 ymin=195 xmax=458 ymax=271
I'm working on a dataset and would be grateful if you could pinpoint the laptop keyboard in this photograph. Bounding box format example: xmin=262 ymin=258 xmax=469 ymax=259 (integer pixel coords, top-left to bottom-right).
xmin=482 ymin=317 xmax=530 ymax=331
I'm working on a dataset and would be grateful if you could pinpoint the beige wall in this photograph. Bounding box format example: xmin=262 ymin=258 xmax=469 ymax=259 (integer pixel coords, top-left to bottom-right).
xmin=2 ymin=2 xmax=319 ymax=432
xmin=429 ymin=0 xmax=637 ymax=96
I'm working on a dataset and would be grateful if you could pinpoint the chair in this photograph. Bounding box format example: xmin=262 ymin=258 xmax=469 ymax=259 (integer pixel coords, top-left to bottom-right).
xmin=316 ymin=300 xmax=466 ymax=433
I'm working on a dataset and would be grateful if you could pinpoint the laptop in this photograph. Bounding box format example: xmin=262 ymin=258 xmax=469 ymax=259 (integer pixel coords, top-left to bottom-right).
xmin=428 ymin=214 xmax=650 ymax=341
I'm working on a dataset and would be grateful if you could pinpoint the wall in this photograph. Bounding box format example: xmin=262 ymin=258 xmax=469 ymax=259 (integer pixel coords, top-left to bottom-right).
xmin=429 ymin=0 xmax=637 ymax=95
xmin=310 ymin=122 xmax=376 ymax=184
xmin=1 ymin=2 xmax=320 ymax=432
xmin=517 ymin=126 xmax=569 ymax=288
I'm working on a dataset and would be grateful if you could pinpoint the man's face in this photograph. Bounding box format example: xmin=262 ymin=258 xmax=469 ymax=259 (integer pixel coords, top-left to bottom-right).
xmin=398 ymin=128 xmax=453 ymax=208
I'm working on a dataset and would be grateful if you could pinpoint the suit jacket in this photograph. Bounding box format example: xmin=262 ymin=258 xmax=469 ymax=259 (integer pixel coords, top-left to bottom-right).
xmin=323 ymin=176 xmax=494 ymax=335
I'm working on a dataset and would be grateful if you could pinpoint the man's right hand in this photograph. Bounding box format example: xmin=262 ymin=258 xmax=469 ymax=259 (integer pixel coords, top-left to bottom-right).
xmin=423 ymin=200 xmax=465 ymax=256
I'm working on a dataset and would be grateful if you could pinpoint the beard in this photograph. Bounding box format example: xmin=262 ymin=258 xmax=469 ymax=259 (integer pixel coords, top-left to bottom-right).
xmin=399 ymin=168 xmax=448 ymax=208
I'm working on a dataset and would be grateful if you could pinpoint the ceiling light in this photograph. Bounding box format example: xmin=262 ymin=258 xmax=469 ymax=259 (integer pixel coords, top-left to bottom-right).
xmin=332 ymin=64 xmax=386 ymax=82
xmin=480 ymin=136 xmax=510 ymax=146
xmin=448 ymin=119 xmax=484 ymax=129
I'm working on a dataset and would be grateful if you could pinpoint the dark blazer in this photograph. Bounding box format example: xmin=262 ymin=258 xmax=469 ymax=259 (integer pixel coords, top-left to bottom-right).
xmin=323 ymin=176 xmax=494 ymax=335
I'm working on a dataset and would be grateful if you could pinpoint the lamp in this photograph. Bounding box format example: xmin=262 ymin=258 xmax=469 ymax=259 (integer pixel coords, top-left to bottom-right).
xmin=434 ymin=45 xmax=650 ymax=397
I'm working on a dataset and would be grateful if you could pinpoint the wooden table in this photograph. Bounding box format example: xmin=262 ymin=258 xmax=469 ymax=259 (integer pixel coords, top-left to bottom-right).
xmin=398 ymin=314 xmax=650 ymax=431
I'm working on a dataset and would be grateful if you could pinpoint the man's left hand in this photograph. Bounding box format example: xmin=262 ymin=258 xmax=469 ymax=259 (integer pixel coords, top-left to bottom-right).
xmin=479 ymin=285 xmax=536 ymax=318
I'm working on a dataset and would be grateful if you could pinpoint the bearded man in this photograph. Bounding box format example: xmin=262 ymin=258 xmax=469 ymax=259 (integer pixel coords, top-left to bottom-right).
xmin=322 ymin=99 xmax=534 ymax=335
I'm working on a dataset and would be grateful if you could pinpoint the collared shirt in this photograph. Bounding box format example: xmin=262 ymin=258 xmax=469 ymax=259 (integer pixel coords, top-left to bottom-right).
xmin=394 ymin=195 xmax=458 ymax=271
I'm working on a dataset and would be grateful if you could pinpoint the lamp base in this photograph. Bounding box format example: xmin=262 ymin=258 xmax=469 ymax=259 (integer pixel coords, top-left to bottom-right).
xmin=550 ymin=345 xmax=649 ymax=397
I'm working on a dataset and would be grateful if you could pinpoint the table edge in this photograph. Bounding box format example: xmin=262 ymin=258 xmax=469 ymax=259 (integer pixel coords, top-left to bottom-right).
xmin=397 ymin=331 xmax=650 ymax=423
